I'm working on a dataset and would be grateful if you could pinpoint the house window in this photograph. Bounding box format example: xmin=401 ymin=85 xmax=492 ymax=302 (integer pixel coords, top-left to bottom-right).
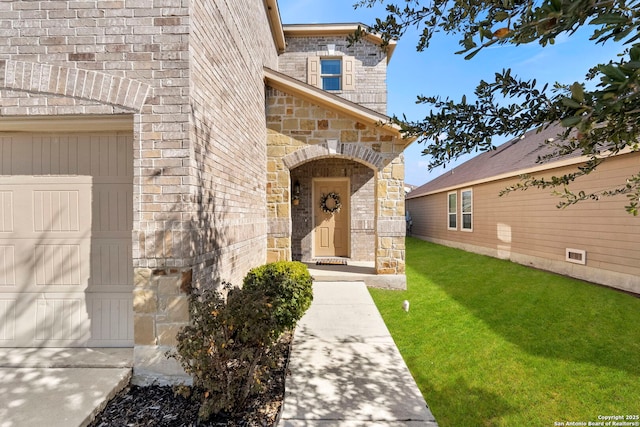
xmin=307 ymin=56 xmax=355 ymax=91
xmin=447 ymin=191 xmax=457 ymax=230
xmin=461 ymin=189 xmax=473 ymax=231
xmin=320 ymin=59 xmax=341 ymax=90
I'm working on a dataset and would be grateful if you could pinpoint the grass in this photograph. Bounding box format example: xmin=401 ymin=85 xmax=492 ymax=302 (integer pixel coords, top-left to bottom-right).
xmin=369 ymin=238 xmax=640 ymax=427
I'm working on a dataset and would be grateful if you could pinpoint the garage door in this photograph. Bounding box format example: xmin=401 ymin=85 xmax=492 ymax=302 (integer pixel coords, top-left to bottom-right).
xmin=0 ymin=132 xmax=134 ymax=347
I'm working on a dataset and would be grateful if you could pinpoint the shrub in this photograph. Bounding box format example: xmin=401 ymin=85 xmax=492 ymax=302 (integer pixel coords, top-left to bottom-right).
xmin=243 ymin=261 xmax=313 ymax=338
xmin=168 ymin=262 xmax=313 ymax=421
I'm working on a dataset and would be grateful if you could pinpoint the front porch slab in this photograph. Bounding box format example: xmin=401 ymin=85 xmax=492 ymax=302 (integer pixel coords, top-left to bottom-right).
xmin=305 ymin=261 xmax=406 ymax=290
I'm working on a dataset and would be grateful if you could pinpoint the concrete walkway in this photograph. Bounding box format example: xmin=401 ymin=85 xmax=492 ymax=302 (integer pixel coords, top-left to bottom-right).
xmin=0 ymin=348 xmax=132 ymax=427
xmin=278 ymin=281 xmax=438 ymax=426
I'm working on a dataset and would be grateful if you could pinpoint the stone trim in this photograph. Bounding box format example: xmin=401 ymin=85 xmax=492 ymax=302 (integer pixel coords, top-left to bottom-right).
xmin=283 ymin=142 xmax=385 ymax=171
xmin=0 ymin=60 xmax=150 ymax=112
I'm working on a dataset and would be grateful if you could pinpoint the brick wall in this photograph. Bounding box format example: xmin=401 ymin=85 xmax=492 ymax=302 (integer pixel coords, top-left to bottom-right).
xmin=0 ymin=0 xmax=277 ymax=280
xmin=188 ymin=0 xmax=278 ymax=288
xmin=0 ymin=0 xmax=279 ymax=384
xmin=278 ymin=35 xmax=388 ymax=114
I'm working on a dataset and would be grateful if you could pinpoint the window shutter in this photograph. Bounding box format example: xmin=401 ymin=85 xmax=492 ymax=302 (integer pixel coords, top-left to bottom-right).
xmin=307 ymin=56 xmax=321 ymax=88
xmin=342 ymin=56 xmax=355 ymax=91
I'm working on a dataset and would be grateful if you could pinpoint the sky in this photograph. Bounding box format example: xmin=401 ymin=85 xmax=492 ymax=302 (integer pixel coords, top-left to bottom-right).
xmin=277 ymin=0 xmax=624 ymax=186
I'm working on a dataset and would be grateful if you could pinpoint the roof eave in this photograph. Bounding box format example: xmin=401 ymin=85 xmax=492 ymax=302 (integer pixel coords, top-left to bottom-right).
xmin=406 ymin=147 xmax=637 ymax=199
xmin=265 ymin=0 xmax=286 ymax=54
xmin=282 ymin=23 xmax=397 ymax=63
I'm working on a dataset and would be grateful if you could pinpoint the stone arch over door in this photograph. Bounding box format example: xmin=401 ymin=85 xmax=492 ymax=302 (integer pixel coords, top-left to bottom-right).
xmin=282 ymin=141 xmax=385 ymax=171
xmin=268 ymin=141 xmax=406 ymax=277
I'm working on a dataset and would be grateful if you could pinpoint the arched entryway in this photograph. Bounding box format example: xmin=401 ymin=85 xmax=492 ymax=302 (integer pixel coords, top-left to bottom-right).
xmin=290 ymin=158 xmax=376 ymax=262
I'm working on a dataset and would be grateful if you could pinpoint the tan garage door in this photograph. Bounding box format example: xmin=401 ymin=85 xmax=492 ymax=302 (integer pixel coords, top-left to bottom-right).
xmin=0 ymin=133 xmax=134 ymax=347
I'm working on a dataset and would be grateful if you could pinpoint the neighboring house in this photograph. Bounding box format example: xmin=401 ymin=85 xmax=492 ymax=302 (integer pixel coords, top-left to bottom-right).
xmin=0 ymin=1 xmax=410 ymax=383
xmin=407 ymin=124 xmax=640 ymax=295
xmin=404 ymin=183 xmax=417 ymax=194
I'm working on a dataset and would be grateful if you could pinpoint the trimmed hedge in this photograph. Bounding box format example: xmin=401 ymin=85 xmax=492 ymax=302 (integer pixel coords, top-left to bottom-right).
xmin=243 ymin=261 xmax=313 ymax=339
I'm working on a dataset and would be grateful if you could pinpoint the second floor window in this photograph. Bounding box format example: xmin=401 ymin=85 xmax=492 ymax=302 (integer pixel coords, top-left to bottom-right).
xmin=321 ymin=59 xmax=341 ymax=90
xmin=308 ymin=56 xmax=355 ymax=91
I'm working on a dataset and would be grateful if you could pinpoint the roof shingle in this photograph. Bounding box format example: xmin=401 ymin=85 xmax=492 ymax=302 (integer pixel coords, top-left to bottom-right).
xmin=407 ymin=124 xmax=580 ymax=199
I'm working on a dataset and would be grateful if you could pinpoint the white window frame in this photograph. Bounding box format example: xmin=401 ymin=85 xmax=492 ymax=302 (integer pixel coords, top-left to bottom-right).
xmin=461 ymin=188 xmax=473 ymax=232
xmin=447 ymin=191 xmax=457 ymax=230
xmin=320 ymin=58 xmax=342 ymax=90
xmin=307 ymin=56 xmax=355 ymax=91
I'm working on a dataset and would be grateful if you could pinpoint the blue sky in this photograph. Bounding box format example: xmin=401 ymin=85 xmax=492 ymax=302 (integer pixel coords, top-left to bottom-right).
xmin=278 ymin=0 xmax=623 ymax=186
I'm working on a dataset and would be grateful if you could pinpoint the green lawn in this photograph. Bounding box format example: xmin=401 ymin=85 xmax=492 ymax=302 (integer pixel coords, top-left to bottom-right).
xmin=369 ymin=238 xmax=640 ymax=427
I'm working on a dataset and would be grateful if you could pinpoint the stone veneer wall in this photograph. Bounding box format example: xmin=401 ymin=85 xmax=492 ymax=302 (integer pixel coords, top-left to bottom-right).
xmin=0 ymin=0 xmax=278 ymax=384
xmin=278 ymin=35 xmax=388 ymax=114
xmin=266 ymin=86 xmax=406 ymax=275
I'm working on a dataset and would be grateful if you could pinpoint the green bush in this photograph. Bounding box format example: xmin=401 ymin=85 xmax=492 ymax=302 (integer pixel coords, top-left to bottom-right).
xmin=168 ymin=262 xmax=313 ymax=421
xmin=243 ymin=261 xmax=313 ymax=338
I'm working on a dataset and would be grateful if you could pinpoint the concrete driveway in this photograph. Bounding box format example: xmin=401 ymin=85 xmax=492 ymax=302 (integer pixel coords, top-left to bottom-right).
xmin=0 ymin=348 xmax=132 ymax=427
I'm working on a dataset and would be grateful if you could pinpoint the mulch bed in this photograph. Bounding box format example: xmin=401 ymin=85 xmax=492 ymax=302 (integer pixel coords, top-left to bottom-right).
xmin=90 ymin=333 xmax=291 ymax=427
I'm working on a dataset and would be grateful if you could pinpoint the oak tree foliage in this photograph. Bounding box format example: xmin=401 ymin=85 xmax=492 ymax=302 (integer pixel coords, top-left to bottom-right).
xmin=350 ymin=0 xmax=640 ymax=214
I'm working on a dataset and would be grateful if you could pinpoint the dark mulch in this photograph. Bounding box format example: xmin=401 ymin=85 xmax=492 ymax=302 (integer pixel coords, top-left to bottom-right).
xmin=90 ymin=334 xmax=291 ymax=427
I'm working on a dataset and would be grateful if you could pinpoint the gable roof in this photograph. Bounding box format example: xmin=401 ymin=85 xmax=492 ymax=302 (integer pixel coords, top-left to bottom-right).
xmin=407 ymin=124 xmax=588 ymax=199
xmin=282 ymin=23 xmax=397 ymax=63
xmin=264 ymin=67 xmax=415 ymax=146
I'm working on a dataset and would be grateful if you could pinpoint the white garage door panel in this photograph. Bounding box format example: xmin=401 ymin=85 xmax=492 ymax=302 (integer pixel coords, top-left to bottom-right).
xmin=87 ymin=293 xmax=134 ymax=346
xmin=0 ymin=293 xmax=87 ymax=346
xmin=0 ymin=179 xmax=92 ymax=292
xmin=35 ymin=295 xmax=89 ymax=343
xmin=0 ymin=297 xmax=16 ymax=341
xmin=0 ymin=291 xmax=133 ymax=347
xmin=0 ymin=132 xmax=133 ymax=348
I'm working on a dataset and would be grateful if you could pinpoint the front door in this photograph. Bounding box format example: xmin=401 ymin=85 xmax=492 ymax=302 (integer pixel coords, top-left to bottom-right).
xmin=313 ymin=179 xmax=349 ymax=257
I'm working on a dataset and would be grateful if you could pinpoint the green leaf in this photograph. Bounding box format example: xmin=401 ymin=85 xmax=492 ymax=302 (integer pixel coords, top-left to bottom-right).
xmin=570 ymin=82 xmax=584 ymax=103
xmin=589 ymin=14 xmax=629 ymax=25
xmin=600 ymin=64 xmax=627 ymax=81
xmin=494 ymin=11 xmax=510 ymax=22
xmin=561 ymin=97 xmax=581 ymax=108
xmin=464 ymin=47 xmax=483 ymax=60
xmin=561 ymin=116 xmax=582 ymax=127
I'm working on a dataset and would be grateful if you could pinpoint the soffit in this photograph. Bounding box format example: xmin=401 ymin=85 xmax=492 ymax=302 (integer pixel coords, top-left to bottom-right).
xmin=282 ymin=23 xmax=397 ymax=63
xmin=265 ymin=0 xmax=286 ymax=54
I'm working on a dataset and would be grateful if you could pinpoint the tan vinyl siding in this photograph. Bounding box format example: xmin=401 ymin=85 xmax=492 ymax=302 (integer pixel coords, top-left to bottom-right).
xmin=407 ymin=152 xmax=640 ymax=291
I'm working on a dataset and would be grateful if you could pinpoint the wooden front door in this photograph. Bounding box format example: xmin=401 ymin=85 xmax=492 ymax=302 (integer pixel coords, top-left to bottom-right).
xmin=314 ymin=179 xmax=349 ymax=257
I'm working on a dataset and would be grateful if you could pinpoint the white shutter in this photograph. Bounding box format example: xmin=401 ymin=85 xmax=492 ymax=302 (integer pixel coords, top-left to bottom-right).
xmin=307 ymin=56 xmax=321 ymax=88
xmin=342 ymin=56 xmax=355 ymax=91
